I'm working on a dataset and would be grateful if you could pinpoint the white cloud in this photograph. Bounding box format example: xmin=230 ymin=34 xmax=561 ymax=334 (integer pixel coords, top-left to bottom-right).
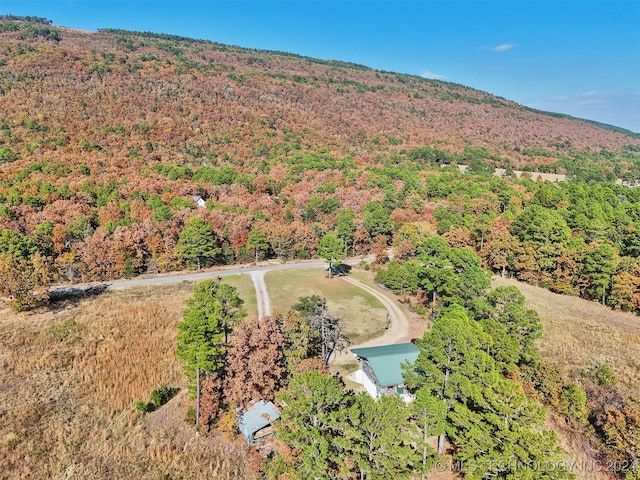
xmin=578 ymin=91 xmax=614 ymax=105
xmin=420 ymin=70 xmax=447 ymax=80
xmin=491 ymin=43 xmax=518 ymax=52
xmin=525 ymin=91 xmax=640 ymax=132
xmin=581 ymin=91 xmax=613 ymax=98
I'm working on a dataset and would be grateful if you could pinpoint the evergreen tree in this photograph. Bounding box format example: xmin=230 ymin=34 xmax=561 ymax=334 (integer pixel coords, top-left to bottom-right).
xmin=375 ymin=259 xmax=419 ymax=296
xmin=404 ymin=305 xmax=496 ymax=454
xmin=363 ymin=201 xmax=393 ymax=240
xmin=317 ymin=234 xmax=345 ymax=278
xmin=411 ymin=387 xmax=446 ymax=479
xmin=510 ymin=204 xmax=570 ymax=248
xmin=247 ymin=228 xmax=269 ymax=263
xmin=405 ymin=305 xmax=573 ymax=479
xmin=336 ymin=207 xmax=356 ymax=255
xmin=448 ymin=379 xmax=573 ymax=480
xmin=176 ymin=279 xmax=246 ymax=388
xmin=0 ymin=228 xmax=37 ymax=260
xmin=267 ymin=370 xmax=352 ymax=479
xmin=346 ymin=393 xmax=418 ymax=479
xmin=485 ymin=286 xmax=543 ymax=364
xmin=579 ymin=242 xmax=617 ymax=304
xmin=175 ymin=217 xmax=220 ymax=270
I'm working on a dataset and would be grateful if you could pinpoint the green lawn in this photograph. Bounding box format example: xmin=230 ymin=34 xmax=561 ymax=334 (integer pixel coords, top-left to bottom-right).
xmin=264 ymin=268 xmax=388 ymax=343
xmin=218 ymin=274 xmax=258 ymax=319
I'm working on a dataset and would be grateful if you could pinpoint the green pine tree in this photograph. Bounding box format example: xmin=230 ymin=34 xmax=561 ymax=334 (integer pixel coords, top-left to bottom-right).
xmin=266 ymin=370 xmax=352 ymax=479
xmin=175 ymin=217 xmax=220 ymax=270
xmin=176 ymin=279 xmax=246 ymax=390
xmin=317 ymin=234 xmax=345 ymax=278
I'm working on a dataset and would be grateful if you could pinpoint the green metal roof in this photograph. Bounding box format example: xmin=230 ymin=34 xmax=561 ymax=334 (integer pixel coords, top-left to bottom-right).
xmin=351 ymin=343 xmax=420 ymax=388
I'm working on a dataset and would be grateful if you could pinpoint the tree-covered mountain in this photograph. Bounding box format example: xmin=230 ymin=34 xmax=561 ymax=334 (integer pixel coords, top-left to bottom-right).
xmin=0 ymin=17 xmax=639 ymax=312
xmin=1 ymin=17 xmax=639 ymax=480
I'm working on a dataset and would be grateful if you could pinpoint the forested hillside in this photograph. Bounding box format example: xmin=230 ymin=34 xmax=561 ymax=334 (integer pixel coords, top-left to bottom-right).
xmin=1 ymin=16 xmax=639 ymax=480
xmin=0 ymin=17 xmax=638 ymax=312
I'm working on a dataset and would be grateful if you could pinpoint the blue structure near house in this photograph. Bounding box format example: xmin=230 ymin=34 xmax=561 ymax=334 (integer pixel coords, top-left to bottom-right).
xmin=237 ymin=400 xmax=279 ymax=445
xmin=351 ymin=342 xmax=420 ymax=400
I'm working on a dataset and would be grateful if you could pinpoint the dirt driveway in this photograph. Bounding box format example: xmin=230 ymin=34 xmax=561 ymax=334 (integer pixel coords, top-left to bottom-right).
xmin=330 ymin=276 xmax=427 ymax=364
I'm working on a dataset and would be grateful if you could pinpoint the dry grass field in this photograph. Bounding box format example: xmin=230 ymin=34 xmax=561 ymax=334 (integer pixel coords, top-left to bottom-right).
xmin=492 ymin=276 xmax=640 ymax=388
xmin=0 ymin=281 xmax=257 ymax=480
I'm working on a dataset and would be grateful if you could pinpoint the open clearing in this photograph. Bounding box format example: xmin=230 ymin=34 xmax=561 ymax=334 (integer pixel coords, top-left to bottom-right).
xmin=492 ymin=276 xmax=640 ymax=387
xmin=263 ymin=267 xmax=393 ymax=344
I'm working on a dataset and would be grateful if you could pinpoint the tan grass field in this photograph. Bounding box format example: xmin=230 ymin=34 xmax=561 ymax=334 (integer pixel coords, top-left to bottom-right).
xmin=0 ymin=281 xmax=257 ymax=480
xmin=492 ymin=276 xmax=640 ymax=388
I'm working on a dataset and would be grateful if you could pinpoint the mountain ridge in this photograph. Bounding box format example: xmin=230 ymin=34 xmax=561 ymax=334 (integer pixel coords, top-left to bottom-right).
xmin=0 ymin=17 xmax=638 ymax=175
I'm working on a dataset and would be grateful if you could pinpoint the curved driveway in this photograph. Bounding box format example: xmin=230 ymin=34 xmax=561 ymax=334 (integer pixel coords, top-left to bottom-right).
xmin=54 ymin=257 xmax=420 ymax=354
xmin=339 ymin=276 xmax=414 ymax=347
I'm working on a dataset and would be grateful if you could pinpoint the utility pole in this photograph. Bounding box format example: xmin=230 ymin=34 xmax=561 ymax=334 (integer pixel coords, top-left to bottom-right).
xmin=195 ymin=367 xmax=200 ymax=434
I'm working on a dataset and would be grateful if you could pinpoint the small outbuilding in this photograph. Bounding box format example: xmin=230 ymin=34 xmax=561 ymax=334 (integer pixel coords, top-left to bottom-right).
xmin=237 ymin=400 xmax=279 ymax=445
xmin=350 ymin=342 xmax=420 ymax=401
xmin=191 ymin=195 xmax=206 ymax=208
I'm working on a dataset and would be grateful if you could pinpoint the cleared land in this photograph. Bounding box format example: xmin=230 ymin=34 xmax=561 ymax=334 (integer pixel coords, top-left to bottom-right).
xmin=264 ymin=267 xmax=391 ymax=344
xmin=492 ymin=276 xmax=640 ymax=387
xmin=1 ymin=268 xmax=637 ymax=480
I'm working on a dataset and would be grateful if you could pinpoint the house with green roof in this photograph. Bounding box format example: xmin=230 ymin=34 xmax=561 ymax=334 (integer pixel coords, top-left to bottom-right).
xmin=350 ymin=342 xmax=420 ymax=401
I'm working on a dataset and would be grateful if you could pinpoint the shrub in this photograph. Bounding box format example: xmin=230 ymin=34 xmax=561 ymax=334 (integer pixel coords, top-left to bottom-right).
xmin=136 ymin=385 xmax=179 ymax=413
xmin=149 ymin=385 xmax=178 ymax=408
xmin=581 ymin=362 xmax=618 ymax=387
xmin=184 ymin=406 xmax=197 ymax=425
xmin=135 ymin=400 xmax=152 ymax=413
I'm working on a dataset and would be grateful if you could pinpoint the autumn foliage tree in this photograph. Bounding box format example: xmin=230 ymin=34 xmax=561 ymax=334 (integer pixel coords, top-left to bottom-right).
xmin=0 ymin=252 xmax=52 ymax=311
xmin=0 ymin=229 xmax=52 ymax=310
xmin=225 ymin=315 xmax=285 ymax=409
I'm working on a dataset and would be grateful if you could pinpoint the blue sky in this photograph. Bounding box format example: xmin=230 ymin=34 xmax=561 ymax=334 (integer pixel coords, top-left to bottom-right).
xmin=2 ymin=1 xmax=639 ymax=132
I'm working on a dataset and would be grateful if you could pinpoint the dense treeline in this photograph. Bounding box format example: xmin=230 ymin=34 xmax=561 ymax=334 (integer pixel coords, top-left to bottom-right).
xmin=376 ymin=175 xmax=640 ymax=314
xmin=2 ymin=148 xmax=639 ymax=313
xmin=177 ymin=274 xmax=576 ymax=479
